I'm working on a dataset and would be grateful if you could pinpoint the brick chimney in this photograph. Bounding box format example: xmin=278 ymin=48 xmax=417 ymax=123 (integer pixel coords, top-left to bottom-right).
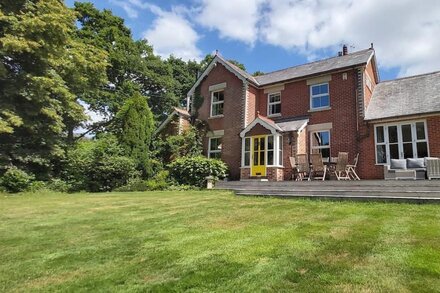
xmin=342 ymin=44 xmax=348 ymax=55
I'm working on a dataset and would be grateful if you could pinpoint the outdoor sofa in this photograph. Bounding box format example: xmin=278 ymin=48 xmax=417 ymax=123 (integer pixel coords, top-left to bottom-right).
xmin=384 ymin=157 xmax=440 ymax=180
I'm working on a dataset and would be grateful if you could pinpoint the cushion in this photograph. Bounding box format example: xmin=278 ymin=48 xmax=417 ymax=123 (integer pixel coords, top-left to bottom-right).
xmin=407 ymin=158 xmax=425 ymax=169
xmin=424 ymin=157 xmax=439 ymax=165
xmin=390 ymin=159 xmax=407 ymax=170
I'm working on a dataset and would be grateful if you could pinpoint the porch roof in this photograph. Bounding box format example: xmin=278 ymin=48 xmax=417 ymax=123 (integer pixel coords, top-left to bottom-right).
xmin=277 ymin=119 xmax=309 ymax=132
xmin=240 ymin=115 xmax=309 ymax=137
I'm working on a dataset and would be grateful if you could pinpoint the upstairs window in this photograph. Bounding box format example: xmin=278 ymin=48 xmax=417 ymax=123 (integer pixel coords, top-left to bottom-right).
xmin=208 ymin=137 xmax=222 ymax=159
xmin=310 ymin=83 xmax=330 ymax=110
xmin=210 ymin=90 xmax=224 ymax=117
xmin=268 ymin=93 xmax=281 ymax=116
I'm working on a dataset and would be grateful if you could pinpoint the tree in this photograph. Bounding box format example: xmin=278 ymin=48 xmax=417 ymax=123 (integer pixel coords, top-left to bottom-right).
xmin=0 ymin=0 xmax=108 ymax=177
xmin=114 ymin=92 xmax=155 ymax=176
xmin=74 ymin=2 xmax=177 ymax=122
xmin=166 ymin=55 xmax=200 ymax=108
xmin=253 ymin=70 xmax=265 ymax=76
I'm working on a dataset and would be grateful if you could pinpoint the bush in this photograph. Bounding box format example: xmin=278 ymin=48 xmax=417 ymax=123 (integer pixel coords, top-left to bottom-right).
xmin=63 ymin=135 xmax=140 ymax=192
xmin=115 ymin=170 xmax=170 ymax=192
xmin=168 ymin=156 xmax=228 ymax=187
xmin=28 ymin=181 xmax=47 ymax=192
xmin=0 ymin=167 xmax=35 ymax=193
xmin=47 ymin=179 xmax=71 ymax=193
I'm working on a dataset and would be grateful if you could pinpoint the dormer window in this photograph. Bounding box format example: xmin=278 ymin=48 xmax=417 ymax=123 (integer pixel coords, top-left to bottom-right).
xmin=268 ymin=93 xmax=281 ymax=116
xmin=310 ymin=83 xmax=330 ymax=110
xmin=210 ymin=90 xmax=224 ymax=117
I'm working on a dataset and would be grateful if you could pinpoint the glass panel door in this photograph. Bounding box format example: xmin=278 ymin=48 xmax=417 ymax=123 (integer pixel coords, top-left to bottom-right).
xmin=388 ymin=125 xmax=399 ymax=160
xmin=401 ymin=124 xmax=414 ymax=158
xmin=251 ymin=136 xmax=267 ymax=176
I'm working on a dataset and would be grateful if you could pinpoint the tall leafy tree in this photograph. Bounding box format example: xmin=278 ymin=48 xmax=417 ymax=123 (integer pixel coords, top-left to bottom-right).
xmin=166 ymin=55 xmax=200 ymax=107
xmin=74 ymin=2 xmax=177 ymax=123
xmin=114 ymin=92 xmax=155 ymax=177
xmin=0 ymin=0 xmax=108 ymax=176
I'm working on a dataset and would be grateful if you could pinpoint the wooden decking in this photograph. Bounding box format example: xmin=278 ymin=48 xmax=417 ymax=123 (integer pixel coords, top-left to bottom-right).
xmin=215 ymin=180 xmax=440 ymax=204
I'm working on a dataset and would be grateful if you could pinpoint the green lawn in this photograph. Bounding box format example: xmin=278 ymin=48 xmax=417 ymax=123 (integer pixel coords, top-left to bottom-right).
xmin=0 ymin=191 xmax=439 ymax=292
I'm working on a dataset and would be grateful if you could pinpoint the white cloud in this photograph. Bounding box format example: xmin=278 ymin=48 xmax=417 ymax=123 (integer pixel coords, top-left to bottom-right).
xmin=259 ymin=0 xmax=440 ymax=77
xmin=143 ymin=6 xmax=202 ymax=61
xmin=196 ymin=0 xmax=264 ymax=45
xmin=109 ymin=0 xmax=150 ymax=18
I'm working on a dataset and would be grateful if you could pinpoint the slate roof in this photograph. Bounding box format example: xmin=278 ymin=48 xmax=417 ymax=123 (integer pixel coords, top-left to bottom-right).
xmin=255 ymin=49 xmax=375 ymax=86
xmin=276 ymin=119 xmax=309 ymax=132
xmin=365 ymin=71 xmax=440 ymax=120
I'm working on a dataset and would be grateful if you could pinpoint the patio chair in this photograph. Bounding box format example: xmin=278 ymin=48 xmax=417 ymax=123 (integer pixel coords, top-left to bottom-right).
xmin=334 ymin=152 xmax=350 ymax=180
xmin=426 ymin=158 xmax=440 ymax=180
xmin=310 ymin=153 xmax=327 ymax=181
xmin=347 ymin=153 xmax=360 ymax=180
xmin=296 ymin=154 xmax=310 ymax=181
xmin=289 ymin=156 xmax=299 ymax=180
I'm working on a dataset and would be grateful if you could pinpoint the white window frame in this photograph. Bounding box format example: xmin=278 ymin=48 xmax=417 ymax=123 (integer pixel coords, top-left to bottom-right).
xmin=210 ymin=90 xmax=224 ymax=117
xmin=374 ymin=120 xmax=429 ymax=165
xmin=242 ymin=137 xmax=251 ymax=167
xmin=310 ymin=130 xmax=331 ymax=158
xmin=208 ymin=137 xmax=222 ymax=159
xmin=241 ymin=134 xmax=283 ymax=168
xmin=310 ymin=83 xmax=330 ymax=110
xmin=267 ymin=92 xmax=281 ymax=117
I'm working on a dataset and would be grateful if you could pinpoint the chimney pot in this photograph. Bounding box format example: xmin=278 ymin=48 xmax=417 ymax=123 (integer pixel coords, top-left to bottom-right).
xmin=342 ymin=45 xmax=348 ymax=55
xmin=338 ymin=51 xmax=343 ymax=57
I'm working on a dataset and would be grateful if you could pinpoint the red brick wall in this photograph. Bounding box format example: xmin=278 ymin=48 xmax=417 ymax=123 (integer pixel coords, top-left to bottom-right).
xmin=364 ymin=61 xmax=377 ymax=110
xmin=246 ymin=86 xmax=258 ymax=126
xmin=197 ymin=63 xmax=244 ymax=179
xmin=257 ymin=71 xmax=360 ymax=164
xmin=427 ymin=116 xmax=440 ymax=157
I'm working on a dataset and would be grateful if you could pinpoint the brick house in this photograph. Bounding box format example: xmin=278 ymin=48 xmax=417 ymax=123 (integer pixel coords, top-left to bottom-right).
xmin=159 ymin=45 xmax=440 ymax=180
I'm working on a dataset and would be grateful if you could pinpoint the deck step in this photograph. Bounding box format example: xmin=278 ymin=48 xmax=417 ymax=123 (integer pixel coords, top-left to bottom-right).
xmin=215 ymin=180 xmax=440 ymax=203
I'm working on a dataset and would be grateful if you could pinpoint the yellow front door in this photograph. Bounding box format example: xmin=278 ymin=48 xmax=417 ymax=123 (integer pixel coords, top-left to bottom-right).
xmin=251 ymin=136 xmax=267 ymax=176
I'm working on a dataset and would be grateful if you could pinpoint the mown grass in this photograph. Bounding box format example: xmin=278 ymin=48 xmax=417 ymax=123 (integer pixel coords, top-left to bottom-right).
xmin=0 ymin=191 xmax=439 ymax=292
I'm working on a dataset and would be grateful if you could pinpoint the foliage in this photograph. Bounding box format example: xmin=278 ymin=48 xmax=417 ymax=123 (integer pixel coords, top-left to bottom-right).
xmin=252 ymin=70 xmax=265 ymax=76
xmin=115 ymin=170 xmax=170 ymax=192
xmin=0 ymin=167 xmax=35 ymax=193
xmin=154 ymin=126 xmax=203 ymax=163
xmin=114 ymin=92 xmax=155 ymax=176
xmin=0 ymin=0 xmax=108 ymax=177
xmin=63 ymin=135 xmax=138 ymax=192
xmin=74 ymin=2 xmax=177 ymax=122
xmin=46 ymin=179 xmax=71 ymax=193
xmin=168 ymin=156 xmax=228 ymax=187
xmin=166 ymin=55 xmax=200 ymax=108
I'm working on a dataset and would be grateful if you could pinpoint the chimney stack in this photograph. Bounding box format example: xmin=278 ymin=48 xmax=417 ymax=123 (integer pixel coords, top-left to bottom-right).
xmin=342 ymin=44 xmax=348 ymax=55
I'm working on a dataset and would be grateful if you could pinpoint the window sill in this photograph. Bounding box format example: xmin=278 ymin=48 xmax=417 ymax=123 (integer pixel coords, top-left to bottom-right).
xmin=209 ymin=115 xmax=224 ymax=119
xmin=308 ymin=107 xmax=331 ymax=113
xmin=240 ymin=166 xmax=250 ymax=169
xmin=268 ymin=113 xmax=281 ymax=118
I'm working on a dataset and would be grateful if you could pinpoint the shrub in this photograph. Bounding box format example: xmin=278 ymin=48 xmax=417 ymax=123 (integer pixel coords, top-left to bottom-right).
xmin=47 ymin=179 xmax=71 ymax=193
xmin=0 ymin=167 xmax=35 ymax=193
xmin=115 ymin=170 xmax=170 ymax=192
xmin=63 ymin=135 xmax=140 ymax=192
xmin=168 ymin=156 xmax=228 ymax=187
xmin=114 ymin=177 xmax=148 ymax=192
xmin=145 ymin=170 xmax=169 ymax=191
xmin=28 ymin=181 xmax=47 ymax=192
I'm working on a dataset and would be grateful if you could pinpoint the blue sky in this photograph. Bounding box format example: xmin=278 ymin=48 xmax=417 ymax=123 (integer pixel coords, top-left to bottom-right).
xmin=66 ymin=0 xmax=440 ymax=82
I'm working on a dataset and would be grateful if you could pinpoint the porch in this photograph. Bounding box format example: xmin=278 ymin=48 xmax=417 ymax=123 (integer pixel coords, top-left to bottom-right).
xmin=215 ymin=180 xmax=440 ymax=204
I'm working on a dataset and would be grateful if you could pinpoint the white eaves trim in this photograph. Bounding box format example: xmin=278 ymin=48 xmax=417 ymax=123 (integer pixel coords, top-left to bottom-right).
xmin=239 ymin=117 xmax=282 ymax=138
xmin=187 ymin=55 xmax=257 ymax=97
